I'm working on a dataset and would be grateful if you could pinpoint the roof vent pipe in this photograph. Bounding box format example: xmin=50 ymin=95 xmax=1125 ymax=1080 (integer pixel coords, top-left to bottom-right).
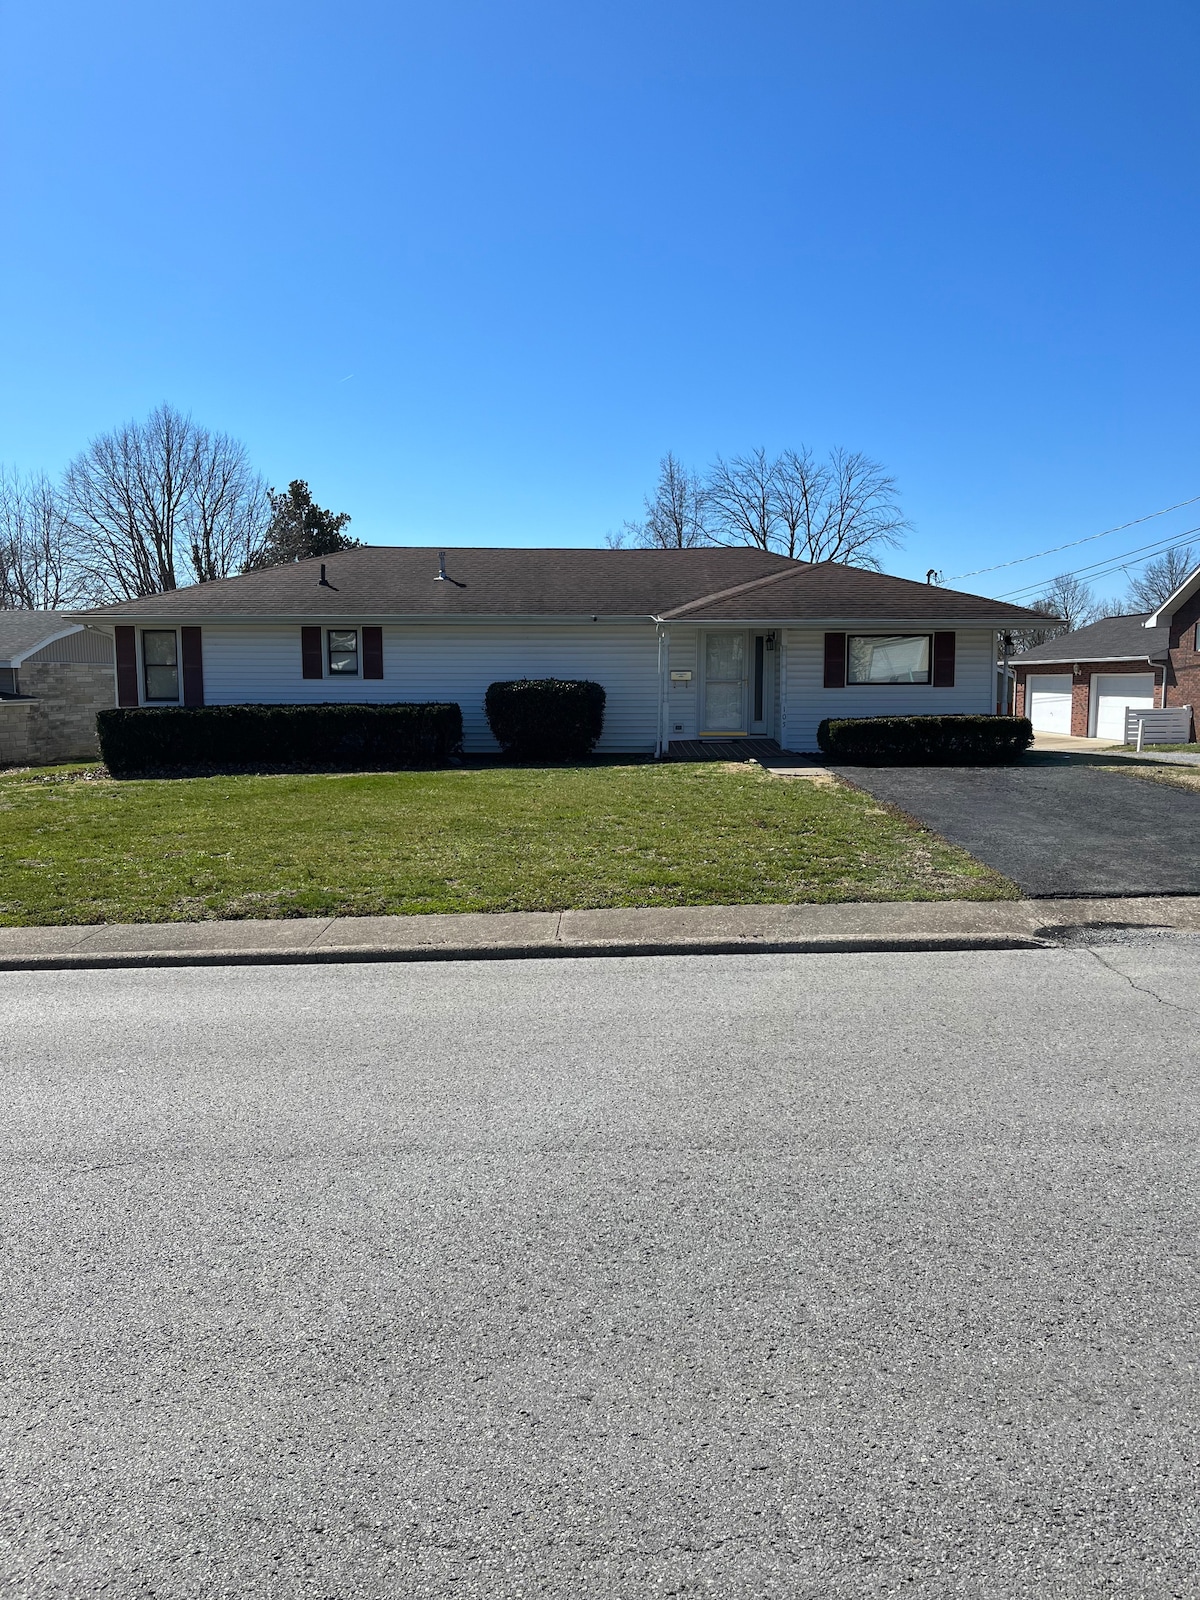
xmin=435 ymin=551 xmax=448 ymax=582
xmin=318 ymin=563 xmax=332 ymax=587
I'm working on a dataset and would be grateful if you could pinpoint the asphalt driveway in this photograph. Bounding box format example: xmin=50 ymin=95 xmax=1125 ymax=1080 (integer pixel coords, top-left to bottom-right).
xmin=832 ymin=760 xmax=1200 ymax=897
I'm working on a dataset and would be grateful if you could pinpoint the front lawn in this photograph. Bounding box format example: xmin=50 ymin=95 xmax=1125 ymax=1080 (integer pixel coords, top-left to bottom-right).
xmin=0 ymin=761 xmax=1016 ymax=924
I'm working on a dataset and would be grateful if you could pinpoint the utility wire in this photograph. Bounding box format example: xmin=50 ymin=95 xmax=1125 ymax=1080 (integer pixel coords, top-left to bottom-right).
xmin=943 ymin=494 xmax=1200 ymax=582
xmin=996 ymin=527 xmax=1200 ymax=600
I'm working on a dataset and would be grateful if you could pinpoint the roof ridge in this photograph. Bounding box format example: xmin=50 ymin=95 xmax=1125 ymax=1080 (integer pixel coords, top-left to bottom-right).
xmin=658 ymin=559 xmax=810 ymax=618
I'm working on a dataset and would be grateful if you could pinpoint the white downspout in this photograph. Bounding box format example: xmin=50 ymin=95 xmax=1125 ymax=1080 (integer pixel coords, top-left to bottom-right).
xmin=655 ymin=622 xmax=668 ymax=757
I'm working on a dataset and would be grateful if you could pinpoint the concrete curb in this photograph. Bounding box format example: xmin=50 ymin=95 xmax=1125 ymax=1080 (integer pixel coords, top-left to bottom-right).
xmin=1 ymin=896 xmax=1198 ymax=972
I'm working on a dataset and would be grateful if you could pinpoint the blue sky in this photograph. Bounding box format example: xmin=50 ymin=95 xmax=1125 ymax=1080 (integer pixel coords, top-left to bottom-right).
xmin=2 ymin=0 xmax=1197 ymax=602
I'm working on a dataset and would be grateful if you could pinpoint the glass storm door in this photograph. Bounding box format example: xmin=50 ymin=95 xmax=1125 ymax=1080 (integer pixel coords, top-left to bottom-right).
xmin=702 ymin=632 xmax=748 ymax=735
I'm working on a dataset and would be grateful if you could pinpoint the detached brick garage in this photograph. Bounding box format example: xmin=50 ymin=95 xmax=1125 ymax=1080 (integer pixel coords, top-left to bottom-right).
xmin=1013 ymin=569 xmax=1200 ymax=740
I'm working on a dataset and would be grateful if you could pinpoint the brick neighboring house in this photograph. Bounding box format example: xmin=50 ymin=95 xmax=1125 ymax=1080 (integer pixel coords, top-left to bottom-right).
xmin=1013 ymin=564 xmax=1200 ymax=740
xmin=0 ymin=613 xmax=116 ymax=766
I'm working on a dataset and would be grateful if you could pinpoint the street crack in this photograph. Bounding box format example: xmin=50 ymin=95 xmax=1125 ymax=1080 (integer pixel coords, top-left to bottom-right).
xmin=1085 ymin=946 xmax=1196 ymax=1015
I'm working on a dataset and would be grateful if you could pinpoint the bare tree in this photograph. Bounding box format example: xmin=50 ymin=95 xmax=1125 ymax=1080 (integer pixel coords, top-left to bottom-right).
xmin=1038 ymin=571 xmax=1101 ymax=632
xmin=781 ymin=447 xmax=909 ymax=568
xmin=1124 ymin=544 xmax=1197 ymax=612
xmin=64 ymin=404 xmax=268 ymax=600
xmin=618 ymin=453 xmax=710 ymax=549
xmin=1008 ymin=597 xmax=1068 ymax=653
xmin=706 ymin=446 xmax=909 ymax=565
xmin=0 ymin=469 xmax=86 ymax=609
xmin=1010 ymin=571 xmax=1102 ymax=652
xmin=705 ymin=448 xmax=777 ymax=552
xmin=187 ymin=431 xmax=272 ymax=581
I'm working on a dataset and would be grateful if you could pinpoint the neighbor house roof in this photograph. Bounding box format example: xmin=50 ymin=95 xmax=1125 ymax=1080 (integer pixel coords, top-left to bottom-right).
xmin=75 ymin=547 xmax=1049 ymax=626
xmin=1013 ymin=612 xmax=1171 ymax=666
xmin=0 ymin=611 xmax=83 ymax=667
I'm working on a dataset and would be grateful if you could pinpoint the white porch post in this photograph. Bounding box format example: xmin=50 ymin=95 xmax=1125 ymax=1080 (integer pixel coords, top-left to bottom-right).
xmin=655 ymin=622 xmax=669 ymax=757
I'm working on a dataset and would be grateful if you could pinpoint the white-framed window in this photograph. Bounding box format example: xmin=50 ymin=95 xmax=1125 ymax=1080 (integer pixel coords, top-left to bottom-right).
xmin=846 ymin=634 xmax=932 ymax=685
xmin=142 ymin=629 xmax=180 ymax=701
xmin=327 ymin=629 xmax=359 ymax=675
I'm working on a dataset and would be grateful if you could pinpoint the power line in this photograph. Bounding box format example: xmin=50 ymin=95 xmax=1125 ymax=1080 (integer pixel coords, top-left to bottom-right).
xmin=997 ymin=527 xmax=1200 ymax=601
xmin=943 ymin=494 xmax=1200 ymax=582
xmin=998 ymin=530 xmax=1199 ymax=599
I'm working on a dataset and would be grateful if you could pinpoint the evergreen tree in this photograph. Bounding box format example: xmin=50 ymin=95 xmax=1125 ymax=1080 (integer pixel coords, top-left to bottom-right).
xmin=244 ymin=480 xmax=357 ymax=570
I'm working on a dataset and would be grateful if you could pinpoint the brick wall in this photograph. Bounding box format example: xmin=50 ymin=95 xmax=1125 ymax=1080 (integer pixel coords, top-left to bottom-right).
xmin=1015 ymin=660 xmax=1164 ymax=737
xmin=1166 ymin=589 xmax=1200 ymax=736
xmin=17 ymin=661 xmax=116 ymax=762
xmin=0 ymin=701 xmax=34 ymax=766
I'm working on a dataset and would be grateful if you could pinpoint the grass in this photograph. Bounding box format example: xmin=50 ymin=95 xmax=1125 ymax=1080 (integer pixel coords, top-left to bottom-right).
xmin=0 ymin=760 xmax=1016 ymax=926
xmin=1098 ymin=761 xmax=1200 ymax=796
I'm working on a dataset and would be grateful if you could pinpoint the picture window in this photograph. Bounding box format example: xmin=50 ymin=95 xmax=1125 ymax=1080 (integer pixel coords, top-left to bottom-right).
xmin=846 ymin=635 xmax=931 ymax=685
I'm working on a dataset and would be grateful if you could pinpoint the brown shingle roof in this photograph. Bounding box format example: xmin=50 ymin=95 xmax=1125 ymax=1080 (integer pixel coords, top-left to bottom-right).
xmin=660 ymin=560 xmax=1048 ymax=623
xmin=1013 ymin=612 xmax=1171 ymax=664
xmin=78 ymin=547 xmax=795 ymax=620
xmin=75 ymin=546 xmax=1050 ymax=625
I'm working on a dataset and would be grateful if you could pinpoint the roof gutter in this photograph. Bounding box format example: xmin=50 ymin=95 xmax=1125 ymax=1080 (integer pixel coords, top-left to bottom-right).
xmin=1013 ymin=652 xmax=1169 ymax=667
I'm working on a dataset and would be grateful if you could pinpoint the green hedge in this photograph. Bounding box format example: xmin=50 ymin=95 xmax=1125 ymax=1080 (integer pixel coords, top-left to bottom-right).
xmin=484 ymin=678 xmax=606 ymax=761
xmin=96 ymin=702 xmax=463 ymax=777
xmin=816 ymin=713 xmax=1033 ymax=764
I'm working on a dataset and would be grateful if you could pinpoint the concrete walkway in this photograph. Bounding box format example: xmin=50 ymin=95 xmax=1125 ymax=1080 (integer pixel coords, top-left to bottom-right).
xmin=1 ymin=895 xmax=1198 ymax=970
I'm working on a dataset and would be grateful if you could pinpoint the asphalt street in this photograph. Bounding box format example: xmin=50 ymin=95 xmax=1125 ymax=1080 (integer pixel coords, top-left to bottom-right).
xmin=831 ymin=762 xmax=1200 ymax=897
xmin=3 ymin=939 xmax=1199 ymax=1598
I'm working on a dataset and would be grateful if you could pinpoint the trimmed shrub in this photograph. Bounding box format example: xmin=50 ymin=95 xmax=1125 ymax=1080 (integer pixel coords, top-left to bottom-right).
xmin=816 ymin=713 xmax=1033 ymax=764
xmin=484 ymin=678 xmax=606 ymax=761
xmin=96 ymin=702 xmax=463 ymax=777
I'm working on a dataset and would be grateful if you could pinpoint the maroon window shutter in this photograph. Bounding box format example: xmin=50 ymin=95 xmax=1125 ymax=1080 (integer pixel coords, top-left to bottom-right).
xmin=823 ymin=632 xmax=846 ymax=688
xmin=301 ymin=627 xmax=323 ymax=679
xmin=114 ymin=625 xmax=139 ymax=706
xmin=362 ymin=626 xmax=384 ymax=680
xmin=180 ymin=627 xmax=204 ymax=705
xmin=932 ymin=631 xmax=956 ymax=687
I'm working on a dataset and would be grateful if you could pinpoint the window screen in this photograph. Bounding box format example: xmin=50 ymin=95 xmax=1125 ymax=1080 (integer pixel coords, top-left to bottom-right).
xmin=846 ymin=635 xmax=931 ymax=684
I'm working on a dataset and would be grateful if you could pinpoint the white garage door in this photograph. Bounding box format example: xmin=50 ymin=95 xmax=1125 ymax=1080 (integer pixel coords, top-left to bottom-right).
xmin=1027 ymin=674 xmax=1073 ymax=734
xmin=1092 ymin=673 xmax=1155 ymax=740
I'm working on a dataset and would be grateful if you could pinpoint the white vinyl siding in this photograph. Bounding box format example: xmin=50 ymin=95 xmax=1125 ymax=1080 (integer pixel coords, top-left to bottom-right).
xmin=198 ymin=622 xmax=661 ymax=752
xmin=665 ymin=627 xmax=699 ymax=741
xmin=21 ymin=627 xmax=114 ymax=666
xmin=779 ymin=628 xmax=995 ymax=752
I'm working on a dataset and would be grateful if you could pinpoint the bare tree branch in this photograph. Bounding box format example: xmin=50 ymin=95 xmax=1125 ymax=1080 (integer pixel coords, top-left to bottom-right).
xmin=705 ymin=448 xmax=776 ymax=552
xmin=0 ymin=469 xmax=88 ymax=609
xmin=1123 ymin=545 xmax=1197 ymax=611
xmin=64 ymin=404 xmax=268 ymax=600
xmin=1009 ymin=571 xmax=1102 ymax=651
xmin=621 ymin=454 xmax=710 ymax=549
xmin=620 ymin=445 xmax=910 ymax=567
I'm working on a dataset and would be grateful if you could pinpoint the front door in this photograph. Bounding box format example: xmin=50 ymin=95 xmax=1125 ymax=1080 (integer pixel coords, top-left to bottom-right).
xmin=702 ymin=631 xmax=748 ymax=736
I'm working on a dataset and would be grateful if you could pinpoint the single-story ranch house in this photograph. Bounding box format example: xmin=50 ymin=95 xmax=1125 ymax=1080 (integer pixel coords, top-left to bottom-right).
xmin=74 ymin=547 xmax=1046 ymax=755
xmin=0 ymin=612 xmax=116 ymax=765
xmin=1014 ymin=561 xmax=1200 ymax=741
